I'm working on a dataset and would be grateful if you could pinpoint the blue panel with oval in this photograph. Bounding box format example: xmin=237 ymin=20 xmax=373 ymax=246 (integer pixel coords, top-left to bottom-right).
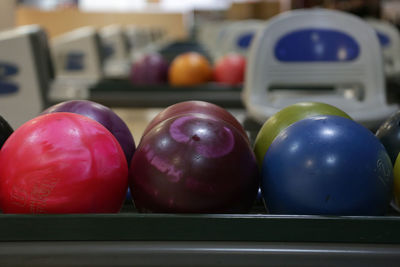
xmin=376 ymin=31 xmax=390 ymax=47
xmin=103 ymin=43 xmax=115 ymax=60
xmin=65 ymin=52 xmax=85 ymax=71
xmin=275 ymin=29 xmax=360 ymax=62
xmin=237 ymin=32 xmax=255 ymax=49
xmin=0 ymin=62 xmax=19 ymax=95
xmin=0 ymin=62 xmax=19 ymax=78
xmin=0 ymin=81 xmax=18 ymax=94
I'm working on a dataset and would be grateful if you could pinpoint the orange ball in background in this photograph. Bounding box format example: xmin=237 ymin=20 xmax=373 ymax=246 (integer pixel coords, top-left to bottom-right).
xmin=169 ymin=52 xmax=212 ymax=86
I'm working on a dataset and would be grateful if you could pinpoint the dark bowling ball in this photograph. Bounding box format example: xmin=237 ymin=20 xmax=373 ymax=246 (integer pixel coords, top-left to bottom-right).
xmin=142 ymin=101 xmax=248 ymax=143
xmin=376 ymin=110 xmax=400 ymax=164
xmin=130 ymin=113 xmax=259 ymax=213
xmin=262 ymin=115 xmax=393 ymax=215
xmin=394 ymin=154 xmax=400 ymax=210
xmin=0 ymin=115 xmax=13 ymax=149
xmin=130 ymin=53 xmax=169 ymax=85
xmin=42 ymin=100 xmax=135 ymax=163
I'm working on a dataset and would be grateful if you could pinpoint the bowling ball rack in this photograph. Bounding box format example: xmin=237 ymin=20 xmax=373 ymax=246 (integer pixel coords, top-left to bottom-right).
xmin=0 ymin=205 xmax=400 ymax=266
xmin=0 ymin=212 xmax=399 ymax=243
xmin=17 ymin=64 xmax=400 ymax=265
xmin=89 ymin=78 xmax=244 ymax=108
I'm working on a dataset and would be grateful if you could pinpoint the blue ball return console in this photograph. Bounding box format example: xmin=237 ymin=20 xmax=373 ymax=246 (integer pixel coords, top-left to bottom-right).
xmin=216 ymin=20 xmax=264 ymax=59
xmin=49 ymin=26 xmax=103 ymax=102
xmin=367 ymin=18 xmax=400 ymax=79
xmin=0 ymin=25 xmax=53 ymax=128
xmin=243 ymin=9 xmax=398 ymax=129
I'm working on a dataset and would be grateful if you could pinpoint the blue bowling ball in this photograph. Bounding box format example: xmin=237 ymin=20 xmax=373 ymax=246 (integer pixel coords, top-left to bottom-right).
xmin=126 ymin=187 xmax=132 ymax=202
xmin=261 ymin=115 xmax=393 ymax=215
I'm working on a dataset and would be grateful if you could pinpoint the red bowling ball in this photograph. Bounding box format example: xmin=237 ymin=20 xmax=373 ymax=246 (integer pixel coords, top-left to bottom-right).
xmin=214 ymin=54 xmax=246 ymax=86
xmin=142 ymin=101 xmax=248 ymax=142
xmin=130 ymin=113 xmax=259 ymax=213
xmin=0 ymin=113 xmax=128 ymax=213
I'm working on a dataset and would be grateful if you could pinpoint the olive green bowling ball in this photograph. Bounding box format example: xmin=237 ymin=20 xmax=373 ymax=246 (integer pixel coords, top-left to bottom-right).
xmin=253 ymin=102 xmax=352 ymax=166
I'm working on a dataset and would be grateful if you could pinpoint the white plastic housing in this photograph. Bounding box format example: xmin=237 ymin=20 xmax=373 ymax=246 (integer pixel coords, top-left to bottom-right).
xmin=50 ymin=26 xmax=103 ymax=101
xmin=0 ymin=25 xmax=51 ymax=128
xmin=100 ymin=25 xmax=130 ymax=78
xmin=367 ymin=18 xmax=400 ymax=78
xmin=243 ymin=9 xmax=397 ymax=128
xmin=215 ymin=20 xmax=264 ymax=59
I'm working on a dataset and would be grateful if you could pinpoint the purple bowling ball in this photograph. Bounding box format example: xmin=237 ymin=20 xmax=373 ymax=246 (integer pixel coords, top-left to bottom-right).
xmin=42 ymin=100 xmax=135 ymax=163
xmin=130 ymin=53 xmax=169 ymax=85
xmin=129 ymin=113 xmax=260 ymax=213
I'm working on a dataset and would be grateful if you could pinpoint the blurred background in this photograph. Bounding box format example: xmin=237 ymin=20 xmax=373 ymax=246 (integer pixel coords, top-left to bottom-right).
xmin=2 ymin=3 xmax=400 ymax=264
xmin=2 ymin=1 xmax=397 ymax=40
xmin=2 ymin=0 xmax=400 ymax=142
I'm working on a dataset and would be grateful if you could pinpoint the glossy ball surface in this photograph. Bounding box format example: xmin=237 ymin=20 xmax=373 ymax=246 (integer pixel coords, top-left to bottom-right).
xmin=262 ymin=115 xmax=393 ymax=215
xmin=130 ymin=114 xmax=259 ymax=213
xmin=169 ymin=52 xmax=212 ymax=86
xmin=376 ymin=110 xmax=400 ymax=164
xmin=130 ymin=53 xmax=169 ymax=85
xmin=393 ymin=154 xmax=400 ymax=208
xmin=42 ymin=100 xmax=135 ymax=164
xmin=254 ymin=102 xmax=351 ymax=166
xmin=0 ymin=115 xmax=13 ymax=149
xmin=214 ymin=54 xmax=246 ymax=85
xmin=142 ymin=101 xmax=248 ymax=142
xmin=0 ymin=113 xmax=128 ymax=213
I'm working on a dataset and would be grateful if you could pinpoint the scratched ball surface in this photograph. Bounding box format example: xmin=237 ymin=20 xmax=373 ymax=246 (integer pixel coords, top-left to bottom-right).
xmin=129 ymin=114 xmax=259 ymax=213
xmin=0 ymin=113 xmax=128 ymax=213
xmin=142 ymin=100 xmax=248 ymax=142
xmin=42 ymin=100 xmax=135 ymax=164
xmin=262 ymin=115 xmax=393 ymax=215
